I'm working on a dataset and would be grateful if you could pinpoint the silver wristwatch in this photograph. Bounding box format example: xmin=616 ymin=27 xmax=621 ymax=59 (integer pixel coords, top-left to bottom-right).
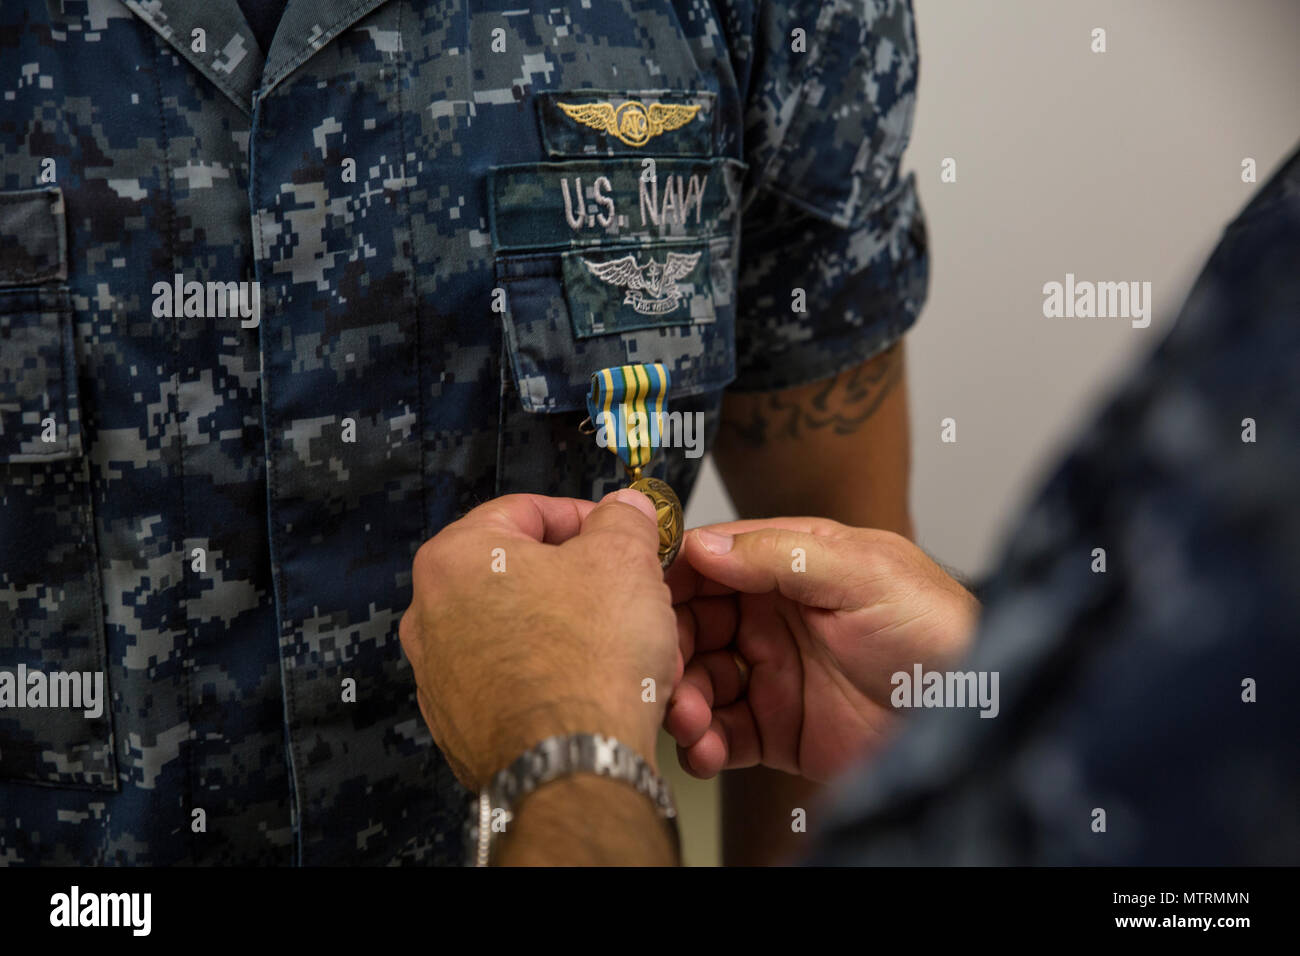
xmin=465 ymin=733 xmax=678 ymax=866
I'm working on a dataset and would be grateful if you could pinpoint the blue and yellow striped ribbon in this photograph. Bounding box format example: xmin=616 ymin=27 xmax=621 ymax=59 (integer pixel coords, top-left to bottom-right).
xmin=585 ymin=363 xmax=671 ymax=471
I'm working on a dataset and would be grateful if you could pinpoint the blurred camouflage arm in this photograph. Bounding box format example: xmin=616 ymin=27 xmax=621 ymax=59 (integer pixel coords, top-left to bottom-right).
xmin=711 ymin=341 xmax=914 ymax=865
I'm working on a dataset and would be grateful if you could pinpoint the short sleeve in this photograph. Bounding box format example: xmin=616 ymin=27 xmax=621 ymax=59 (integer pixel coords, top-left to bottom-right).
xmin=732 ymin=0 xmax=928 ymax=391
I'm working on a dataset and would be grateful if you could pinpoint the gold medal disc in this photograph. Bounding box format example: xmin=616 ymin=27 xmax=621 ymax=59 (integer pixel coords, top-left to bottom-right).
xmin=629 ymin=476 xmax=683 ymax=568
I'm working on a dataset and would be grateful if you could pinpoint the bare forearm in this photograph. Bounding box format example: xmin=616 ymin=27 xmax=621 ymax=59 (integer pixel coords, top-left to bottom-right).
xmin=714 ymin=341 xmax=914 ymax=536
xmin=496 ymin=775 xmax=679 ymax=866
xmin=713 ymin=342 xmax=915 ymax=864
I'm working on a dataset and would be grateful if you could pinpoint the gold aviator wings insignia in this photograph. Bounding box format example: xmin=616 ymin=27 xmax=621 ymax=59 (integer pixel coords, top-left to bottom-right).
xmin=556 ymin=102 xmax=619 ymax=137
xmin=557 ymin=99 xmax=702 ymax=147
xmin=646 ymin=103 xmax=701 ymax=136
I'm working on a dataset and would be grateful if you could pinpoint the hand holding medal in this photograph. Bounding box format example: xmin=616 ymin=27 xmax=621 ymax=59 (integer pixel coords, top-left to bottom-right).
xmin=582 ymin=363 xmax=684 ymax=568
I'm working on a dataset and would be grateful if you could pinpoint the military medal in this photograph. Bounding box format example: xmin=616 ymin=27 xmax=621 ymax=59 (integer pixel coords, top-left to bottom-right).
xmin=582 ymin=363 xmax=684 ymax=568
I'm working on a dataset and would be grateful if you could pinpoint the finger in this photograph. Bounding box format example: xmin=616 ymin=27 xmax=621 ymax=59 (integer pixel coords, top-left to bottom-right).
xmin=453 ymin=493 xmax=598 ymax=544
xmin=710 ymin=700 xmax=762 ymax=769
xmin=678 ymin=702 xmax=761 ymax=777
xmin=690 ymin=649 xmax=750 ymax=709
xmin=575 ymin=488 xmax=660 ymax=559
xmin=665 ymin=551 xmax=711 ymax=603
xmin=664 ymin=681 xmax=712 ymax=748
xmin=675 ymin=605 xmax=695 ymax=666
xmin=676 ymin=738 xmax=728 ymax=780
xmin=667 ymin=520 xmax=841 ymax=600
xmin=676 ymin=719 xmax=728 ymax=778
xmin=664 ymin=642 xmax=750 ymax=748
xmin=678 ymin=654 xmax=715 ymax=712
xmin=692 ymin=516 xmax=848 ymax=538
xmin=683 ymin=525 xmax=868 ymax=610
xmin=675 ymin=596 xmax=738 ymax=664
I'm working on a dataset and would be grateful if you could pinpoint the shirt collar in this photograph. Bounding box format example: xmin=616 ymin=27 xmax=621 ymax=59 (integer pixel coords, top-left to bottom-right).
xmin=122 ymin=0 xmax=392 ymax=117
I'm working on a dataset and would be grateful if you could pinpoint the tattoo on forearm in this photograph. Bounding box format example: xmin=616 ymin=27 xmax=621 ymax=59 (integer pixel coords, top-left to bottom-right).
xmin=722 ymin=343 xmax=903 ymax=447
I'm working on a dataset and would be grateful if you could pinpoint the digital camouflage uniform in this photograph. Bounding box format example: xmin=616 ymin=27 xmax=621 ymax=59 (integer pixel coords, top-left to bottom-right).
xmin=0 ymin=0 xmax=928 ymax=863
xmin=809 ymin=146 xmax=1300 ymax=866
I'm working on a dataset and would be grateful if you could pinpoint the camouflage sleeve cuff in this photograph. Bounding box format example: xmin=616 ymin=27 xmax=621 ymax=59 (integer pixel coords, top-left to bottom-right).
xmin=729 ymin=171 xmax=929 ymax=393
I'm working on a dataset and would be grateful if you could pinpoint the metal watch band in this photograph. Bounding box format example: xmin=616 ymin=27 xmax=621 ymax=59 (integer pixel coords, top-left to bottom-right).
xmin=465 ymin=733 xmax=678 ymax=866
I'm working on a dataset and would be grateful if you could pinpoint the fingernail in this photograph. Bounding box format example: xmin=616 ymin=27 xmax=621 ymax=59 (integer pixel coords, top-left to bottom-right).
xmin=697 ymin=529 xmax=734 ymax=554
xmin=606 ymin=488 xmax=657 ymax=523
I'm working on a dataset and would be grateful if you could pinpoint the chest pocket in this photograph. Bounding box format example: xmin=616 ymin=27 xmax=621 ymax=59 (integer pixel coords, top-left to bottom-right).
xmin=0 ymin=188 xmax=117 ymax=790
xmin=490 ymin=90 xmax=745 ymax=496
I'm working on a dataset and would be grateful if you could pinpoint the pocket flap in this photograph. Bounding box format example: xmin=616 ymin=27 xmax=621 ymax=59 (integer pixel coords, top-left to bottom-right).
xmin=563 ymin=241 xmax=714 ymax=338
xmin=499 ymin=239 xmax=736 ymax=413
xmin=490 ymin=156 xmax=743 ymax=414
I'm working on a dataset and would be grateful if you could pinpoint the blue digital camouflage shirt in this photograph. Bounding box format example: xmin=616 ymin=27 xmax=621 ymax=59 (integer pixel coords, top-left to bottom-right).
xmin=0 ymin=1 xmax=927 ymax=863
xmin=807 ymin=146 xmax=1300 ymax=866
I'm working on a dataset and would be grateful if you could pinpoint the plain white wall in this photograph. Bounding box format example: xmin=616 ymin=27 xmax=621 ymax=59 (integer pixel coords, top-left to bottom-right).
xmin=671 ymin=0 xmax=1300 ymax=865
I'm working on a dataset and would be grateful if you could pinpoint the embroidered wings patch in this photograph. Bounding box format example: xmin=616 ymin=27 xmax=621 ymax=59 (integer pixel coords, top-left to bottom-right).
xmin=557 ymin=100 xmax=702 ymax=147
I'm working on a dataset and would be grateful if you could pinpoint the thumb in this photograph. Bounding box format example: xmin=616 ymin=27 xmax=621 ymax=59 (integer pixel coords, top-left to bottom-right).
xmin=683 ymin=525 xmax=868 ymax=610
xmin=576 ymin=488 xmax=661 ymax=561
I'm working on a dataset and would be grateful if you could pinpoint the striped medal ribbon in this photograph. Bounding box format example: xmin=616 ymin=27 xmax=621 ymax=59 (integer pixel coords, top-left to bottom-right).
xmin=583 ymin=363 xmax=683 ymax=568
